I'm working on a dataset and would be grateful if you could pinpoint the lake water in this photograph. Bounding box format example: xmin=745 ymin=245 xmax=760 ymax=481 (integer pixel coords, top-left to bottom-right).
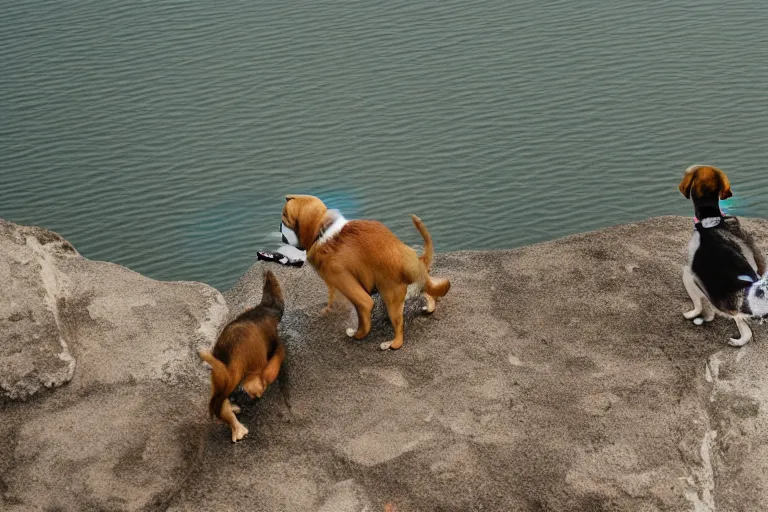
xmin=2 ymin=0 xmax=767 ymax=290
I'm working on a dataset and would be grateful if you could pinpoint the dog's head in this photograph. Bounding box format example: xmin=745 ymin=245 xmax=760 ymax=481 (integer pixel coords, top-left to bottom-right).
xmin=260 ymin=269 xmax=285 ymax=319
xmin=281 ymin=195 xmax=328 ymax=251
xmin=678 ymin=165 xmax=732 ymax=203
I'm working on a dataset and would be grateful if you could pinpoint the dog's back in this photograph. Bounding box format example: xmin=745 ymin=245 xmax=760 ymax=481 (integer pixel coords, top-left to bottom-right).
xmin=691 ymin=218 xmax=763 ymax=312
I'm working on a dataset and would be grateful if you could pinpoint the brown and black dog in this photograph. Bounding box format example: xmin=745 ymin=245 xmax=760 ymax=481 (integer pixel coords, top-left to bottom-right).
xmin=280 ymin=194 xmax=450 ymax=350
xmin=198 ymin=270 xmax=286 ymax=442
xmin=679 ymin=164 xmax=768 ymax=346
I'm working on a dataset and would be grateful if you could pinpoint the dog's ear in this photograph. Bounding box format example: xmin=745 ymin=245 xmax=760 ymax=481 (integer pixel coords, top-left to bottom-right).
xmin=285 ymin=195 xmax=295 ymax=203
xmin=716 ymin=169 xmax=732 ymax=200
xmin=678 ymin=169 xmax=697 ymax=199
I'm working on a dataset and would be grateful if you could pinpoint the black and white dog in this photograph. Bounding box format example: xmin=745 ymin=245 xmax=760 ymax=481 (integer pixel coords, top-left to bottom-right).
xmin=680 ymin=165 xmax=768 ymax=346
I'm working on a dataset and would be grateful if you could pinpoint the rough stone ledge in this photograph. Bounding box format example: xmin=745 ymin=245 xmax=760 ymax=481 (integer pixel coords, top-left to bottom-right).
xmin=2 ymin=216 xmax=768 ymax=511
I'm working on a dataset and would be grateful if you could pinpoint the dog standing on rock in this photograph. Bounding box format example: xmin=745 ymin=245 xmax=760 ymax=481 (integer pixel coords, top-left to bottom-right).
xmin=280 ymin=194 xmax=450 ymax=350
xmin=198 ymin=270 xmax=286 ymax=442
xmin=679 ymin=164 xmax=768 ymax=346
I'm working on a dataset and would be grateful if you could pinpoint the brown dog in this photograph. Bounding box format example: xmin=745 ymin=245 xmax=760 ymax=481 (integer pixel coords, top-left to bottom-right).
xmin=198 ymin=270 xmax=286 ymax=442
xmin=280 ymin=195 xmax=450 ymax=350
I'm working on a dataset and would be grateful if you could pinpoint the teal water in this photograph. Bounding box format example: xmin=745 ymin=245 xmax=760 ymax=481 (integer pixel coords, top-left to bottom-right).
xmin=2 ymin=1 xmax=768 ymax=290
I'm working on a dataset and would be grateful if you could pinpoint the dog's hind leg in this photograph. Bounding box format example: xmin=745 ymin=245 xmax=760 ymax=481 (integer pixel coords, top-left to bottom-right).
xmin=221 ymin=399 xmax=249 ymax=442
xmin=683 ymin=266 xmax=707 ymax=320
xmin=729 ymin=317 xmax=753 ymax=347
xmin=380 ymin=284 xmax=407 ymax=350
xmin=423 ymin=293 xmax=436 ymax=314
xmin=333 ymin=275 xmax=374 ymax=340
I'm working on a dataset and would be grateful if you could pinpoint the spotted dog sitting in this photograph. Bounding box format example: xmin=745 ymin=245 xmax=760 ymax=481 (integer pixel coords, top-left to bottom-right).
xmin=679 ymin=164 xmax=768 ymax=346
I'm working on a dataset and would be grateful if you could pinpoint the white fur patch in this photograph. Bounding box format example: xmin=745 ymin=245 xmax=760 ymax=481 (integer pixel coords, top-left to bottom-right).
xmin=316 ymin=213 xmax=348 ymax=247
xmin=746 ymin=277 xmax=768 ymax=318
xmin=276 ymin=245 xmax=306 ymax=261
xmin=280 ymin=223 xmax=299 ymax=247
xmin=406 ymin=281 xmax=423 ymax=300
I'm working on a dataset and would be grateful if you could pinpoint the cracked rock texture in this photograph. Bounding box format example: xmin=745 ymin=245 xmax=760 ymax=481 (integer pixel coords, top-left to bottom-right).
xmin=2 ymin=216 xmax=768 ymax=511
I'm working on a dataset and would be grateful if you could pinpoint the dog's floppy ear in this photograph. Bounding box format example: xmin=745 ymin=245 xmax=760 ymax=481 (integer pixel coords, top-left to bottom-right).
xmin=716 ymin=169 xmax=732 ymax=200
xmin=678 ymin=169 xmax=697 ymax=199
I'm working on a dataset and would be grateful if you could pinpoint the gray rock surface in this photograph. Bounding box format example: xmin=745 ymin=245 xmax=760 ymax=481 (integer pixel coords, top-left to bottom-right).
xmin=0 ymin=219 xmax=228 ymax=511
xmin=2 ymin=216 xmax=768 ymax=511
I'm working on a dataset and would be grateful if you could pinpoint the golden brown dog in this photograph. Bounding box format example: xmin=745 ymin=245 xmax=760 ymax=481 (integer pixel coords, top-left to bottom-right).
xmin=198 ymin=270 xmax=286 ymax=442
xmin=280 ymin=194 xmax=450 ymax=350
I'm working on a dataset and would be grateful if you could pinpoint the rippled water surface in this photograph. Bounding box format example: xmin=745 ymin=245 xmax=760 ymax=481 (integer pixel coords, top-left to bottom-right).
xmin=2 ymin=1 xmax=768 ymax=289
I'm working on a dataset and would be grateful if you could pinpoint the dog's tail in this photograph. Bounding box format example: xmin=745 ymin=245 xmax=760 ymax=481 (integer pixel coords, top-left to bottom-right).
xmin=411 ymin=215 xmax=450 ymax=297
xmin=412 ymin=215 xmax=434 ymax=271
xmin=260 ymin=269 xmax=285 ymax=318
xmin=198 ymin=349 xmax=239 ymax=420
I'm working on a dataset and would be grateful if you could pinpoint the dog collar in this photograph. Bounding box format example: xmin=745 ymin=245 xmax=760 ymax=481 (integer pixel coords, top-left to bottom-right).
xmin=315 ymin=210 xmax=348 ymax=246
xmin=695 ymin=216 xmax=723 ymax=229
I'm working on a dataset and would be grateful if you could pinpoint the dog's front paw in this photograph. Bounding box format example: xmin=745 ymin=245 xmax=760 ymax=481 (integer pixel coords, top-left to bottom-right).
xmin=346 ymin=328 xmax=356 ymax=338
xmin=380 ymin=339 xmax=403 ymax=351
xmin=231 ymin=421 xmax=249 ymax=443
xmin=683 ymin=308 xmax=702 ymax=320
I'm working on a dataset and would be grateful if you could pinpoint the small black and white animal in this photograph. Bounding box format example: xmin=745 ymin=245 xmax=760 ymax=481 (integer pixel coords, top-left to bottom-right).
xmin=679 ymin=164 xmax=768 ymax=346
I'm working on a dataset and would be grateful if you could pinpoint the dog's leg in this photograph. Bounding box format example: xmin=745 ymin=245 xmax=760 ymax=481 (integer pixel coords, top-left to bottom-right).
xmin=682 ymin=266 xmax=706 ymax=320
xmin=381 ymin=285 xmax=407 ymax=350
xmin=262 ymin=340 xmax=286 ymax=386
xmin=221 ymin=399 xmax=249 ymax=442
xmin=729 ymin=317 xmax=753 ymax=347
xmin=321 ymin=286 xmax=336 ymax=315
xmin=423 ymin=293 xmax=436 ymax=314
xmin=334 ymin=275 xmax=374 ymax=339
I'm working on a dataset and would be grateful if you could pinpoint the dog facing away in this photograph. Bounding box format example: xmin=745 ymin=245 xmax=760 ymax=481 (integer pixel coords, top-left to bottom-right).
xmin=679 ymin=164 xmax=768 ymax=346
xmin=280 ymin=194 xmax=450 ymax=350
xmin=198 ymin=270 xmax=286 ymax=442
